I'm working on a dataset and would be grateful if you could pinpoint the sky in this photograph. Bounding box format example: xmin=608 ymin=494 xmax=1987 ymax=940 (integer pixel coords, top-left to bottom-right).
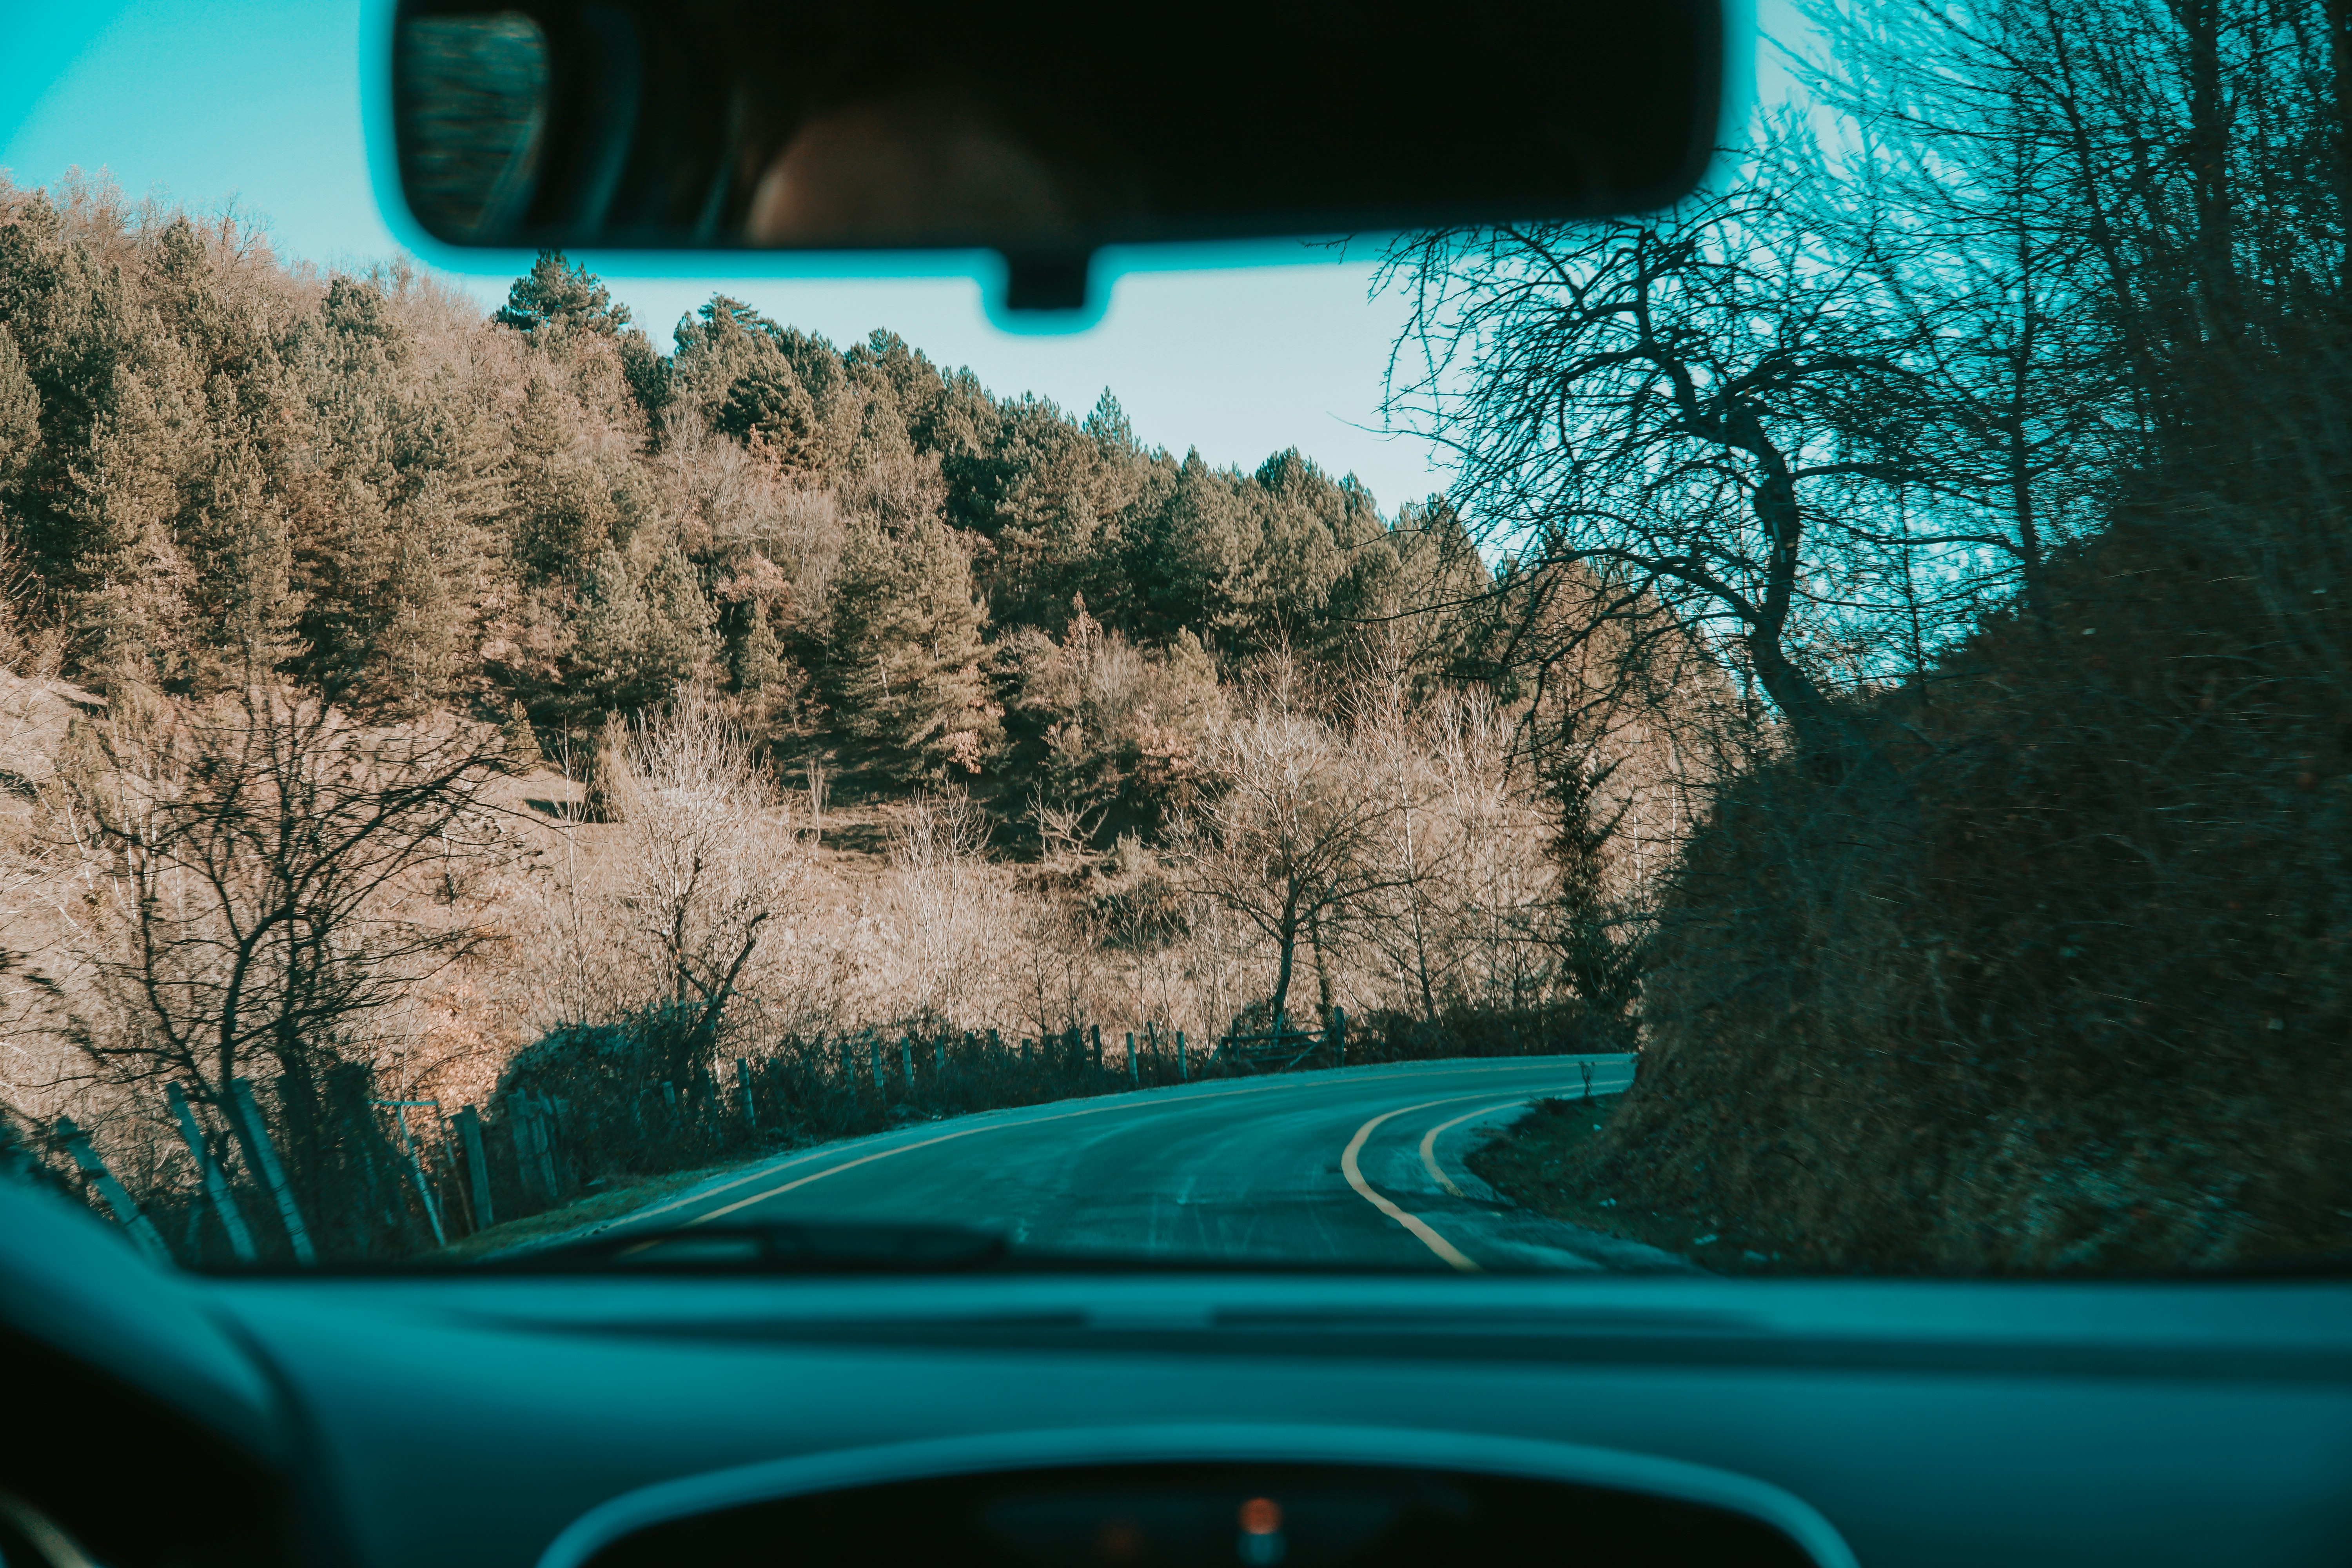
xmin=0 ymin=2 xmax=1775 ymax=513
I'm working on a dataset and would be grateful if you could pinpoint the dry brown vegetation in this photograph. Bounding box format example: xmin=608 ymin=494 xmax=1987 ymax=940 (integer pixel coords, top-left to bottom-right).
xmin=0 ymin=171 xmax=1710 ymax=1258
xmin=0 ymin=646 xmax=1696 ymax=1258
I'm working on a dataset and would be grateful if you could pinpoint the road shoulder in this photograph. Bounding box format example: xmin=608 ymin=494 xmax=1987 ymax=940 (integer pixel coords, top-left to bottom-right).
xmin=1420 ymin=1100 xmax=1699 ymax=1273
xmin=1468 ymin=1096 xmax=1785 ymax=1273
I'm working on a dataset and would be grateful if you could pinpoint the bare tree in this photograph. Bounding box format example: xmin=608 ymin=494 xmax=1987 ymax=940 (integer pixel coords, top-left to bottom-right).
xmin=608 ymin=691 xmax=804 ymax=1071
xmin=1013 ymin=892 xmax=1104 ymax=1046
xmin=1381 ymin=144 xmax=1945 ymax=771
xmin=888 ymin=786 xmax=994 ymax=1030
xmin=53 ymin=686 xmax=517 ymax=1192
xmin=1171 ymin=691 xmax=1409 ymax=1034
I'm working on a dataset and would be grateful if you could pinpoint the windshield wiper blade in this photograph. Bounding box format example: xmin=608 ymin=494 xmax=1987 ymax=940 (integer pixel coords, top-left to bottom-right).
xmin=485 ymin=1221 xmax=1014 ymax=1274
xmin=456 ymin=1222 xmax=1433 ymax=1276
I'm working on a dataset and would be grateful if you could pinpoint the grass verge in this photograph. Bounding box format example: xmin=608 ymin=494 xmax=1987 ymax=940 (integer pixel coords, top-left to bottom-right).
xmin=1466 ymin=1095 xmax=1794 ymax=1273
xmin=434 ymin=1161 xmax=778 ymax=1260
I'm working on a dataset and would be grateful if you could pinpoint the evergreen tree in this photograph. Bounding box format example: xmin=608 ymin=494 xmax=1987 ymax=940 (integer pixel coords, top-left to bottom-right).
xmin=734 ymin=602 xmax=786 ymax=693
xmin=827 ymin=513 xmax=998 ymax=777
xmin=569 ymin=543 xmax=717 ymax=713
xmin=495 ymin=250 xmax=633 ymax=337
xmin=0 ymin=325 xmax=39 ymax=504
xmin=368 ymin=478 xmax=479 ymax=709
xmin=65 ymin=355 xmax=209 ymax=689
xmin=185 ymin=442 xmax=302 ymax=686
xmin=570 ymin=548 xmax=654 ymax=709
xmin=506 ymin=373 xmax=619 ymax=578
xmin=1129 ymin=450 xmax=1251 ymax=641
xmin=714 ymin=359 xmax=824 ymax=467
xmin=496 ymin=251 xmax=666 ymax=427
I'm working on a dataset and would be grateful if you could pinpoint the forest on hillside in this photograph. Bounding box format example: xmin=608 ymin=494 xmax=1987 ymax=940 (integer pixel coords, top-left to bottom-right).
xmin=0 ymin=175 xmax=1484 ymax=785
xmin=0 ymin=174 xmax=1690 ymax=1259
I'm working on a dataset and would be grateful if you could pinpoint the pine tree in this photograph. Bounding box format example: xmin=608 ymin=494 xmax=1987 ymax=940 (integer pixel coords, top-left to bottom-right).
xmin=371 ymin=499 xmax=471 ymax=708
xmin=0 ymin=325 xmax=39 ymax=504
xmin=187 ymin=442 xmax=302 ymax=687
xmin=1129 ymin=450 xmax=1251 ymax=640
xmin=714 ymin=360 xmax=824 ymax=468
xmin=499 ymin=696 xmax=543 ymax=766
xmin=827 ymin=514 xmax=998 ymax=777
xmin=569 ymin=543 xmax=717 ymax=714
xmin=639 ymin=542 xmax=717 ymax=686
xmin=735 ymin=602 xmax=786 ymax=693
xmin=66 ymin=359 xmax=207 ymax=689
xmin=495 ymin=250 xmax=633 ymax=338
xmin=570 ymin=548 xmax=656 ymax=710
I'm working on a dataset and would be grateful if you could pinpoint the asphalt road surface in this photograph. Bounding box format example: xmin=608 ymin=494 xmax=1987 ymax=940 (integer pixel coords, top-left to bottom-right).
xmin=593 ymin=1056 xmax=1691 ymax=1272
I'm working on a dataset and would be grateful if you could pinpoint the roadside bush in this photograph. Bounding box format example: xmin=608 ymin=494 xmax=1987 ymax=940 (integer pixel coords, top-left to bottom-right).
xmin=1579 ymin=331 xmax=2352 ymax=1274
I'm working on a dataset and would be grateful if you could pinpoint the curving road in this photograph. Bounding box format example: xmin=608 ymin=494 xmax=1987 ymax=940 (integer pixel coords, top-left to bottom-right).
xmin=593 ymin=1056 xmax=1691 ymax=1273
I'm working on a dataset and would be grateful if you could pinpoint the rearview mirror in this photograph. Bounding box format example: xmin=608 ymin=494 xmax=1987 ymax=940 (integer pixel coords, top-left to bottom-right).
xmin=386 ymin=0 xmax=1724 ymax=309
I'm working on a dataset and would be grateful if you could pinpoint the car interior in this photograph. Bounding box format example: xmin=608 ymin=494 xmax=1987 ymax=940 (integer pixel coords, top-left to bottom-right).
xmin=5 ymin=3 xmax=2352 ymax=1567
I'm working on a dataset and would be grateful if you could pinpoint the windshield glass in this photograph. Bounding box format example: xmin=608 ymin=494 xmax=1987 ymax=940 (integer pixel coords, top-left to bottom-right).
xmin=3 ymin=0 xmax=2343 ymax=1279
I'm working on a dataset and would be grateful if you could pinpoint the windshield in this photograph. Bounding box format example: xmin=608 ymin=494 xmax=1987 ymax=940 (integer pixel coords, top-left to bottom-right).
xmin=2 ymin=0 xmax=2343 ymax=1280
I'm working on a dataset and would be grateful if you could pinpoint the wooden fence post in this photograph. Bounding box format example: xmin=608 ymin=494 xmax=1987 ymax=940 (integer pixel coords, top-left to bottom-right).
xmin=532 ymin=1096 xmax=562 ymax=1196
xmin=1177 ymin=1031 xmax=1188 ymax=1081
xmin=457 ymin=1105 xmax=495 ymax=1228
xmin=1090 ymin=1024 xmax=1102 ymax=1076
xmin=901 ymin=1037 xmax=916 ymax=1091
xmin=1331 ymin=1005 xmax=1347 ymax=1067
xmin=869 ymin=1033 xmax=886 ymax=1093
xmin=164 ymin=1083 xmax=256 ymax=1263
xmin=737 ymin=1058 xmax=757 ymax=1127
xmin=1127 ymin=1033 xmax=1139 ymax=1085
xmin=436 ymin=1115 xmax=472 ymax=1235
xmin=230 ymin=1077 xmax=314 ymax=1264
xmin=508 ymin=1109 xmax=542 ymax=1203
xmin=53 ymin=1117 xmax=171 ymax=1263
xmin=373 ymin=1100 xmax=446 ymax=1248
xmin=408 ymin=1120 xmax=446 ymax=1247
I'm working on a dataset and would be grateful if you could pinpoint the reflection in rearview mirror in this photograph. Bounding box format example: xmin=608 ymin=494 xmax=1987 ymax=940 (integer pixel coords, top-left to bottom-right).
xmin=388 ymin=0 xmax=1723 ymax=308
xmin=395 ymin=13 xmax=550 ymax=244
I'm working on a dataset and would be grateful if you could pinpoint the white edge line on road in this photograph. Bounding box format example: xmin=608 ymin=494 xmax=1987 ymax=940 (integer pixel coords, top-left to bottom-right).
xmin=667 ymin=1061 xmax=1600 ymax=1231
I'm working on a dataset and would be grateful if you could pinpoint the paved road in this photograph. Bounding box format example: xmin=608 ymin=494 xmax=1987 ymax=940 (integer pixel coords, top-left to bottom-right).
xmin=600 ymin=1056 xmax=1691 ymax=1272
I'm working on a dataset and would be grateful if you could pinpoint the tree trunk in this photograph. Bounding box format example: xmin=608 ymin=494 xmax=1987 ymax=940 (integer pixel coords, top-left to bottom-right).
xmin=1268 ymin=904 xmax=1302 ymax=1032
xmin=2180 ymin=0 xmax=2236 ymax=329
xmin=1308 ymin=908 xmax=1336 ymax=1029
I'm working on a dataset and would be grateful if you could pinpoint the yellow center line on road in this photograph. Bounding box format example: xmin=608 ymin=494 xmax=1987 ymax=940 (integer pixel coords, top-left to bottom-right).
xmin=1345 ymin=1076 xmax=1619 ymax=1269
xmin=1341 ymin=1088 xmax=1587 ymax=1273
xmin=1417 ymin=1100 xmax=1534 ymax=1198
xmin=660 ymin=1061 xmax=1590 ymax=1232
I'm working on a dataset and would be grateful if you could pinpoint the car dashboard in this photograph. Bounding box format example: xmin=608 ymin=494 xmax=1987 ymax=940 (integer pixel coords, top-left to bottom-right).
xmin=6 ymin=1190 xmax=2352 ymax=1568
